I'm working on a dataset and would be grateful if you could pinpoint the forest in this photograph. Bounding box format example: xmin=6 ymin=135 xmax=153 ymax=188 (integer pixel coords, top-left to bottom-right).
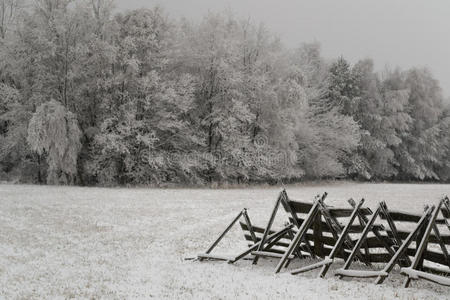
xmin=0 ymin=0 xmax=449 ymax=186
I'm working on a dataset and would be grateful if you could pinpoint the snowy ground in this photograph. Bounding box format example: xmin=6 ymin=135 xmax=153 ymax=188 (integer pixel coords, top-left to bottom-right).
xmin=1 ymin=182 xmax=450 ymax=299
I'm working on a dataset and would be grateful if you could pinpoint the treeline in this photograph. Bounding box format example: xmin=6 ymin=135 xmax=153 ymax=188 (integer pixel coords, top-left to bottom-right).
xmin=0 ymin=0 xmax=449 ymax=186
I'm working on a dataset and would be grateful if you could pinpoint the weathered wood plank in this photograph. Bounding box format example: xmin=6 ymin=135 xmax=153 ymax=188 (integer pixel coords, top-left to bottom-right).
xmin=286 ymin=200 xmax=313 ymax=214
xmin=247 ymin=246 xmax=285 ymax=255
xmin=287 ymin=200 xmax=374 ymax=218
xmin=380 ymin=210 xmax=446 ymax=224
xmin=291 ymin=258 xmax=333 ymax=274
xmin=252 ymin=251 xmax=294 ymax=259
xmin=364 ymin=236 xmax=395 ymax=248
xmin=346 ymin=248 xmax=450 ymax=266
xmin=385 ymin=229 xmax=450 ymax=245
xmin=335 ymin=269 xmax=388 ymax=278
xmin=288 ymin=218 xmax=383 ymax=234
xmin=240 ymin=222 xmax=275 ymax=235
xmin=328 ymin=207 xmax=372 ymax=218
xmin=244 ymin=231 xmax=375 ymax=251
xmin=197 ymin=253 xmax=235 ymax=261
xmin=244 ymin=235 xmax=291 ymax=248
xmin=401 ymin=268 xmax=450 ymax=287
xmin=422 ymin=265 xmax=450 ymax=276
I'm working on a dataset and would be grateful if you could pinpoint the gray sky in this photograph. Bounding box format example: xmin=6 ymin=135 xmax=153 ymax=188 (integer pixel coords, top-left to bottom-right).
xmin=117 ymin=0 xmax=450 ymax=98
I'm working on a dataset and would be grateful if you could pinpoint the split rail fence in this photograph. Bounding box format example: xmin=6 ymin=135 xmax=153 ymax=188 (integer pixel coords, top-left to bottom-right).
xmin=197 ymin=190 xmax=450 ymax=288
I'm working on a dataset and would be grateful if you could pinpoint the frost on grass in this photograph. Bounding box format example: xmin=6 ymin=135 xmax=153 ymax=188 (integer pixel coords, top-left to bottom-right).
xmin=1 ymin=183 xmax=450 ymax=299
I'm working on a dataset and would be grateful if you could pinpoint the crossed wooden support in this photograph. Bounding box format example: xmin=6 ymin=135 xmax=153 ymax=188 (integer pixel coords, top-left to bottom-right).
xmin=334 ymin=202 xmax=434 ymax=284
xmin=290 ymin=198 xmax=365 ymax=277
xmin=274 ymin=196 xmax=324 ymax=273
xmin=197 ymin=203 xmax=296 ymax=263
xmin=400 ymin=196 xmax=450 ymax=287
xmin=251 ymin=190 xmax=317 ymax=266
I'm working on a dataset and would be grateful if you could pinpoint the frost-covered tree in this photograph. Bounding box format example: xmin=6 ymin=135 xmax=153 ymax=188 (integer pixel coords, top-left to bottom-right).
xmin=0 ymin=83 xmax=35 ymax=182
xmin=0 ymin=2 xmax=449 ymax=185
xmin=325 ymin=57 xmax=359 ymax=115
xmin=88 ymin=8 xmax=206 ymax=185
xmin=396 ymin=68 xmax=445 ymax=180
xmin=27 ymin=99 xmax=82 ymax=184
xmin=294 ymin=47 xmax=360 ymax=178
xmin=176 ymin=13 xmax=255 ymax=181
xmin=348 ymin=62 xmax=411 ymax=179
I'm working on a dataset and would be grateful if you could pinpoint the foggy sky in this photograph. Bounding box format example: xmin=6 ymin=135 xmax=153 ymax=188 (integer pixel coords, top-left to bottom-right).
xmin=116 ymin=0 xmax=450 ymax=98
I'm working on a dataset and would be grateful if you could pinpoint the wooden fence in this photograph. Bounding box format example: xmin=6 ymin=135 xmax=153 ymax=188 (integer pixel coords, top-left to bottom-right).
xmin=240 ymin=196 xmax=450 ymax=275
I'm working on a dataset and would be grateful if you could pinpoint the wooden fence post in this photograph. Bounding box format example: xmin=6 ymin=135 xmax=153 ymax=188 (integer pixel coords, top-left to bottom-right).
xmin=313 ymin=211 xmax=323 ymax=258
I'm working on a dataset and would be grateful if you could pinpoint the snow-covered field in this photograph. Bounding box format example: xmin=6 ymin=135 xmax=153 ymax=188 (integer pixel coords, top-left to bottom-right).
xmin=1 ymin=182 xmax=450 ymax=299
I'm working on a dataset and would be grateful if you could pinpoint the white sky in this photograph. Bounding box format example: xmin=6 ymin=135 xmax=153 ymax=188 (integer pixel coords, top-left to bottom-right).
xmin=116 ymin=0 xmax=450 ymax=98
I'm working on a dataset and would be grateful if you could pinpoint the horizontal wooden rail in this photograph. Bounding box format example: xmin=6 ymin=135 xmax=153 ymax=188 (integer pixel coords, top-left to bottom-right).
xmin=287 ymin=218 xmax=384 ymax=234
xmin=380 ymin=210 xmax=446 ymax=224
xmin=287 ymin=200 xmax=373 ymax=217
xmin=385 ymin=229 xmax=450 ymax=245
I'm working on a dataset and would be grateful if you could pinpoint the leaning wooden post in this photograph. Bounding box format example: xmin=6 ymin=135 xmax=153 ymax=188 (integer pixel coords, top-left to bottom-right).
xmin=317 ymin=199 xmax=365 ymax=277
xmin=319 ymin=197 xmax=369 ymax=265
xmin=433 ymin=197 xmax=450 ymax=268
xmin=242 ymin=209 xmax=257 ymax=243
xmin=348 ymin=198 xmax=395 ymax=257
xmin=414 ymin=205 xmax=429 ymax=270
xmin=291 ymin=199 xmax=366 ymax=277
xmin=274 ymin=197 xmax=322 ymax=273
xmin=374 ymin=205 xmax=434 ymax=285
xmin=337 ymin=204 xmax=381 ymax=277
xmin=253 ymin=191 xmax=284 ymax=265
xmin=198 ymin=209 xmax=244 ymax=261
xmin=380 ymin=201 xmax=411 ymax=266
xmin=403 ymin=203 xmax=441 ymax=288
xmin=431 ymin=221 xmax=450 ymax=268
xmin=442 ymin=197 xmax=450 ymax=232
xmin=313 ymin=211 xmax=324 ymax=258
xmin=281 ymin=190 xmax=316 ymax=258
